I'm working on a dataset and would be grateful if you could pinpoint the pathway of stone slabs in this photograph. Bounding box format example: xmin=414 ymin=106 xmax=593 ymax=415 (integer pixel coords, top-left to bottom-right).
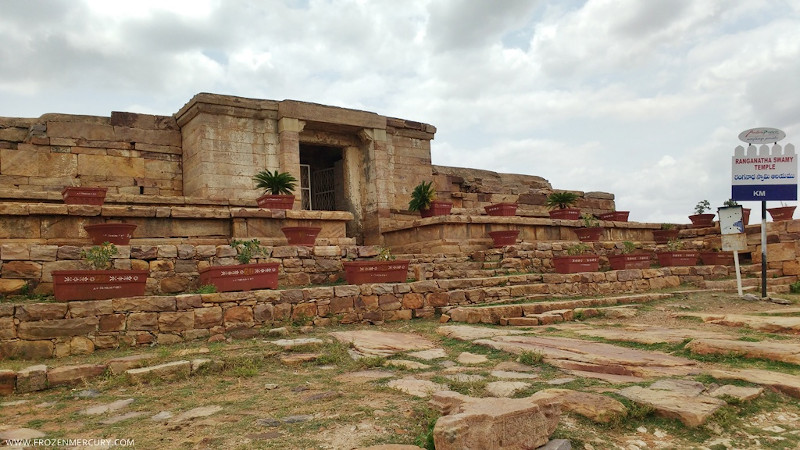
xmin=2 ymin=306 xmax=800 ymax=448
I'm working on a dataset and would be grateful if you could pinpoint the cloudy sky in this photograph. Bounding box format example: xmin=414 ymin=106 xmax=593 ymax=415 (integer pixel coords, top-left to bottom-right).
xmin=1 ymin=0 xmax=798 ymax=222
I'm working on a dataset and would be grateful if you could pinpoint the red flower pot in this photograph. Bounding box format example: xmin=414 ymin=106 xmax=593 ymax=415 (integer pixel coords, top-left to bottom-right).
xmin=689 ymin=213 xmax=715 ymax=228
xmin=488 ymin=230 xmax=520 ymax=247
xmin=342 ymin=260 xmax=410 ymax=285
xmin=281 ymin=227 xmax=321 ymax=246
xmin=199 ymin=263 xmax=279 ymax=292
xmin=608 ymin=254 xmax=651 ymax=270
xmin=484 ymin=203 xmax=518 ymax=216
xmin=742 ymin=208 xmax=751 ymax=226
xmin=767 ymin=206 xmax=796 ymax=221
xmin=84 ymin=223 xmax=137 ymax=245
xmin=52 ymin=270 xmax=148 ymax=302
xmin=699 ymin=251 xmax=733 ymax=266
xmin=548 ymin=208 xmax=581 ymax=220
xmin=653 ymin=229 xmax=679 ymax=244
xmin=62 ymin=187 xmax=108 ymax=205
xmin=256 ymin=194 xmax=295 ymax=210
xmin=574 ymin=227 xmax=604 ymax=242
xmin=657 ymin=251 xmax=699 ymax=267
xmin=597 ymin=211 xmax=629 ymax=222
xmin=420 ymin=201 xmax=453 ymax=218
xmin=553 ymin=255 xmax=599 ymax=274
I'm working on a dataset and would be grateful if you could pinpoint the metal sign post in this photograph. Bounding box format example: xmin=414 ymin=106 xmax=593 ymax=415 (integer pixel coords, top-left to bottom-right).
xmin=731 ymin=127 xmax=796 ymax=298
xmin=719 ymin=206 xmax=747 ymax=296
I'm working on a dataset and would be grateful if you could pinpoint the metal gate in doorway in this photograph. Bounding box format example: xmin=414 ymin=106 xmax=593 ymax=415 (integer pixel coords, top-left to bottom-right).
xmin=299 ymin=164 xmax=335 ymax=211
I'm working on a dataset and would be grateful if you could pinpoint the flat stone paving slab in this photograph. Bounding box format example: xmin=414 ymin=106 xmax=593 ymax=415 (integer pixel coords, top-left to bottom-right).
xmin=386 ymin=377 xmax=447 ymax=398
xmin=686 ymin=338 xmax=800 ymax=364
xmin=469 ymin=334 xmax=699 ymax=379
xmin=574 ymin=325 xmax=731 ymax=345
xmin=330 ymin=330 xmax=436 ymax=357
xmin=617 ymin=382 xmax=726 ymax=427
xmin=678 ymin=312 xmax=800 ymax=333
xmin=530 ymin=388 xmax=627 ymax=424
xmin=436 ymin=325 xmax=534 ymax=341
xmin=708 ymin=368 xmax=800 ymax=399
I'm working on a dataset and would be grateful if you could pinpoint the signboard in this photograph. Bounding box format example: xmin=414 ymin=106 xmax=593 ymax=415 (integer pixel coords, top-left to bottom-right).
xmin=718 ymin=206 xmax=744 ymax=235
xmin=738 ymin=127 xmax=786 ymax=144
xmin=731 ymin=128 xmax=796 ymax=201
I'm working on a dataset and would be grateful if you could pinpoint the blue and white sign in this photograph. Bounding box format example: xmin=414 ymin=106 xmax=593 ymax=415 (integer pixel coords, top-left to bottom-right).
xmin=732 ymin=129 xmax=796 ymax=201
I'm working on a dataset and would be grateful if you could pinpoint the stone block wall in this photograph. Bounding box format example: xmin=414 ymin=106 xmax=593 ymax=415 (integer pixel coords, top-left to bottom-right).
xmin=0 ymin=112 xmax=182 ymax=196
xmin=0 ymin=264 xmax=731 ymax=361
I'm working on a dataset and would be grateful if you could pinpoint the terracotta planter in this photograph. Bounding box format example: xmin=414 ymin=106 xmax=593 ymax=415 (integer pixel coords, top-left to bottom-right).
xmin=484 ymin=203 xmax=518 ymax=216
xmin=652 ymin=229 xmax=679 ymax=244
xmin=281 ymin=227 xmax=321 ymax=246
xmin=597 ymin=211 xmax=629 ymax=222
xmin=689 ymin=213 xmax=715 ymax=228
xmin=767 ymin=206 xmax=796 ymax=221
xmin=52 ymin=270 xmax=148 ymax=302
xmin=553 ymin=255 xmax=600 ymax=274
xmin=199 ymin=263 xmax=279 ymax=292
xmin=657 ymin=251 xmax=699 ymax=267
xmin=256 ymin=194 xmax=295 ymax=210
xmin=548 ymin=208 xmax=581 ymax=220
xmin=743 ymin=208 xmax=751 ymax=226
xmin=420 ymin=201 xmax=453 ymax=218
xmin=342 ymin=260 xmax=410 ymax=285
xmin=574 ymin=227 xmax=604 ymax=242
xmin=608 ymin=254 xmax=651 ymax=270
xmin=700 ymin=251 xmax=734 ymax=266
xmin=84 ymin=223 xmax=137 ymax=245
xmin=62 ymin=187 xmax=108 ymax=205
xmin=488 ymin=230 xmax=520 ymax=248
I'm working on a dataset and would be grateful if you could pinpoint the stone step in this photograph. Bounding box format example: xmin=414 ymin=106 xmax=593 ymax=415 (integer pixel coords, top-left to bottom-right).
xmin=447 ymin=293 xmax=673 ymax=325
xmin=703 ymin=275 xmax=798 ymax=290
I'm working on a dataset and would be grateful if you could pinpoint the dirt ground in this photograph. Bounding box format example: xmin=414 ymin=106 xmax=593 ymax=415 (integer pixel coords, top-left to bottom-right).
xmin=2 ymin=289 xmax=800 ymax=449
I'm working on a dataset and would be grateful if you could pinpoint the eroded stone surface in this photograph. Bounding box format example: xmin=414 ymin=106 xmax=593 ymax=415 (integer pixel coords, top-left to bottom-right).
xmin=384 ymin=359 xmax=430 ymax=370
xmin=80 ymin=398 xmax=135 ymax=415
xmin=0 ymin=428 xmax=46 ymax=440
xmin=617 ymin=385 xmax=725 ymax=427
xmin=678 ymin=313 xmax=800 ymax=333
xmin=529 ymin=388 xmax=627 ymax=424
xmin=334 ymin=370 xmax=395 ymax=383
xmin=687 ymin=338 xmax=800 ymax=365
xmin=574 ymin=325 xmax=730 ymax=345
xmin=386 ymin=377 xmax=446 ymax=398
xmin=456 ymin=351 xmax=488 ymax=365
xmin=407 ymin=348 xmax=448 ymax=360
xmin=170 ymin=405 xmax=223 ymax=423
xmin=708 ymin=368 xmax=800 ymax=399
xmin=330 ymin=330 xmax=435 ymax=357
xmin=485 ymin=381 xmax=531 ymax=397
xmin=471 ymin=335 xmax=698 ymax=379
xmin=429 ymin=391 xmax=560 ymax=450
xmin=707 ymin=385 xmax=763 ymax=402
xmin=436 ymin=325 xmax=532 ymax=341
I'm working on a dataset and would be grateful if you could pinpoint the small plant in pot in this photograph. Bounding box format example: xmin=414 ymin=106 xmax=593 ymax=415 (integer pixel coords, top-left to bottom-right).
xmin=657 ymin=239 xmax=699 ymax=267
xmin=546 ymin=191 xmax=580 ymax=220
xmin=608 ymin=241 xmax=651 ymax=270
xmin=52 ymin=242 xmax=149 ymax=302
xmin=653 ymin=223 xmax=679 ymax=244
xmin=574 ymin=214 xmax=604 ymax=242
xmin=253 ymin=170 xmax=298 ymax=210
xmin=767 ymin=202 xmax=796 ymax=221
xmin=723 ymin=198 xmax=750 ymax=226
xmin=689 ymin=199 xmax=715 ymax=228
xmin=553 ymin=242 xmax=599 ymax=274
xmin=408 ymin=180 xmax=452 ymax=218
xmin=199 ymin=239 xmax=280 ymax=292
xmin=342 ymin=246 xmax=410 ymax=285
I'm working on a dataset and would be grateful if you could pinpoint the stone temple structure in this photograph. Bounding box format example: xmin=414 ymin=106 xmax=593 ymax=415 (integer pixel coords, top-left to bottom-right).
xmin=0 ymin=92 xmax=617 ymax=246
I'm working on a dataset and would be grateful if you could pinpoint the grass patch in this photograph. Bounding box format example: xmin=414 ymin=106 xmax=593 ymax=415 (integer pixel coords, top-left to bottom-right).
xmin=518 ymin=350 xmax=544 ymax=365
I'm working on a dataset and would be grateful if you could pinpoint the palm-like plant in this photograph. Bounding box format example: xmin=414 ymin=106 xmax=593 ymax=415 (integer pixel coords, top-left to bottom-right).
xmin=253 ymin=170 xmax=297 ymax=195
xmin=408 ymin=181 xmax=436 ymax=212
xmin=545 ymin=192 xmax=579 ymax=210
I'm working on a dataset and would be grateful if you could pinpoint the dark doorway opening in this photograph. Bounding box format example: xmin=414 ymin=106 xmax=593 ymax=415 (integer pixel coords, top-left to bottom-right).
xmin=299 ymin=144 xmax=344 ymax=211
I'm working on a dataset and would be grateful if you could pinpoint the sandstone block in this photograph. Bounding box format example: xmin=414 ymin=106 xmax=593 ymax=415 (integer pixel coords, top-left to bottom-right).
xmin=47 ymin=364 xmax=106 ymax=386
xmin=159 ymin=311 xmax=194 ymax=332
xmin=0 ymin=317 xmax=15 ymax=339
xmin=126 ymin=360 xmax=191 ymax=383
xmin=426 ymin=292 xmax=450 ymax=307
xmin=68 ymin=300 xmax=113 ymax=318
xmin=431 ymin=391 xmax=560 ymax=450
xmin=16 ymin=364 xmax=48 ymax=394
xmin=107 ymin=353 xmax=156 ymax=375
xmin=402 ymin=293 xmax=425 ymax=310
xmin=330 ymin=296 xmax=354 ymax=314
xmin=194 ymin=307 xmax=223 ymax=328
xmin=70 ymin=336 xmax=95 ymax=355
xmin=1 ymin=243 xmax=30 ymax=260
xmin=0 ymin=369 xmax=16 ymax=395
xmin=17 ymin=317 xmax=98 ymax=339
xmin=0 ymin=279 xmax=27 ymax=295
xmin=0 ymin=340 xmax=53 ymax=359
xmin=334 ymin=285 xmax=361 ymax=297
xmin=99 ymin=314 xmax=126 ymax=331
xmin=128 ymin=312 xmax=158 ymax=331
xmin=2 ymin=260 xmax=42 ymax=278
xmin=224 ymin=306 xmax=254 ymax=326
xmin=253 ymin=303 xmax=274 ymax=323
xmin=113 ymin=296 xmax=176 ymax=312
xmin=292 ymin=302 xmax=317 ymax=321
xmin=15 ymin=303 xmax=67 ymax=322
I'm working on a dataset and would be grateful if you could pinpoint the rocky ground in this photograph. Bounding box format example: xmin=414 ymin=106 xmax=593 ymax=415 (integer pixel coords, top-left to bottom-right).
xmin=2 ymin=289 xmax=800 ymax=449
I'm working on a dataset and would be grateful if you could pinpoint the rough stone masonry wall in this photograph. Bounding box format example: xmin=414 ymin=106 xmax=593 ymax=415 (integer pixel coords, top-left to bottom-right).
xmin=1 ymin=265 xmax=724 ymax=361
xmin=0 ymin=112 xmax=182 ymax=196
